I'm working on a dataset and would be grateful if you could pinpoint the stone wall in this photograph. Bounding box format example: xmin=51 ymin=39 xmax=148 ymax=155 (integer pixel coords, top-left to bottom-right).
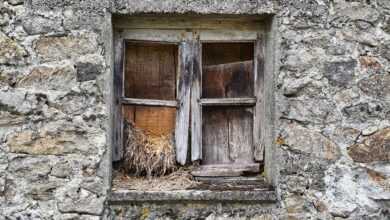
xmin=0 ymin=0 xmax=389 ymax=219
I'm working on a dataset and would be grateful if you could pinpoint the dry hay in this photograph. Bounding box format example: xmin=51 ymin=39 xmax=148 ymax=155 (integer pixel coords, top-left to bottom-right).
xmin=123 ymin=120 xmax=177 ymax=177
xmin=113 ymin=168 xmax=200 ymax=191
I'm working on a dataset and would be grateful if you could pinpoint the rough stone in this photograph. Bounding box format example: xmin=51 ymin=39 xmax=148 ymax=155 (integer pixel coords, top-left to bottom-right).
xmin=75 ymin=62 xmax=103 ymax=82
xmin=57 ymin=188 xmax=105 ymax=215
xmin=8 ymin=157 xmax=52 ymax=181
xmin=0 ymin=0 xmax=389 ymax=219
xmin=6 ymin=120 xmax=97 ymax=155
xmin=7 ymin=0 xmax=24 ymax=5
xmin=17 ymin=63 xmax=77 ymax=91
xmin=348 ymin=128 xmax=390 ymax=163
xmin=51 ymin=161 xmax=72 ymax=178
xmin=22 ymin=14 xmax=63 ymax=35
xmin=281 ymin=123 xmax=340 ymax=160
xmin=323 ymin=60 xmax=357 ymax=88
xmin=342 ymin=102 xmax=388 ymax=123
xmin=0 ymin=31 xmax=27 ymax=64
xmin=358 ymin=74 xmax=390 ymax=101
xmin=34 ymin=33 xmax=98 ymax=62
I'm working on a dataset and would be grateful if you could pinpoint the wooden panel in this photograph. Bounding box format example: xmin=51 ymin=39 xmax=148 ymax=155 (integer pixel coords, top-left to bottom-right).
xmin=228 ymin=108 xmax=253 ymax=163
xmin=191 ymin=40 xmax=202 ymax=161
xmin=122 ymin=105 xmax=176 ymax=137
xmin=202 ymin=107 xmax=254 ymax=165
xmin=202 ymin=43 xmax=254 ymax=98
xmin=112 ymin=32 xmax=124 ymax=161
xmin=254 ymin=36 xmax=265 ymax=161
xmin=202 ymin=42 xmax=253 ymax=66
xmin=124 ymin=42 xmax=177 ymax=100
xmin=202 ymin=107 xmax=229 ymax=164
xmin=175 ymin=41 xmax=192 ymax=165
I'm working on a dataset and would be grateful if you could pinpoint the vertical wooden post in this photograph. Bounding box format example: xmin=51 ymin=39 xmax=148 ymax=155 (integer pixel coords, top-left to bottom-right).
xmin=254 ymin=34 xmax=265 ymax=162
xmin=175 ymin=41 xmax=192 ymax=165
xmin=112 ymin=32 xmax=124 ymax=162
xmin=191 ymin=35 xmax=202 ymax=162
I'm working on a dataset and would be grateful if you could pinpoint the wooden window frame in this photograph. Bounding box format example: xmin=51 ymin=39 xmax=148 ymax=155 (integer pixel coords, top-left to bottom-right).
xmin=191 ymin=35 xmax=266 ymax=168
xmin=112 ymin=30 xmax=192 ymax=165
xmin=113 ymin=27 xmax=266 ymax=171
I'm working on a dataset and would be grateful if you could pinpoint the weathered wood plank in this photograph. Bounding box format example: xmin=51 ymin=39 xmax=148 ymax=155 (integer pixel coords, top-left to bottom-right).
xmin=121 ymin=98 xmax=177 ymax=107
xmin=124 ymin=42 xmax=177 ymax=100
xmin=202 ymin=107 xmax=230 ymax=165
xmin=175 ymin=41 xmax=192 ymax=165
xmin=202 ymin=42 xmax=254 ymax=98
xmin=194 ymin=176 xmax=266 ymax=185
xmin=202 ymin=107 xmax=255 ymax=166
xmin=200 ymin=98 xmax=256 ymax=106
xmin=199 ymin=30 xmax=258 ymax=41
xmin=228 ymin=108 xmax=254 ymax=163
xmin=191 ymin=163 xmax=260 ymax=177
xmin=120 ymin=29 xmax=189 ymax=42
xmin=113 ymin=16 xmax=266 ymax=31
xmin=254 ymin=35 xmax=265 ymax=161
xmin=112 ymin=32 xmax=124 ymax=161
xmin=202 ymin=42 xmax=253 ymax=66
xmin=202 ymin=61 xmax=254 ymax=98
xmin=191 ymin=39 xmax=202 ymax=161
xmin=135 ymin=106 xmax=176 ymax=137
xmin=122 ymin=105 xmax=176 ymax=137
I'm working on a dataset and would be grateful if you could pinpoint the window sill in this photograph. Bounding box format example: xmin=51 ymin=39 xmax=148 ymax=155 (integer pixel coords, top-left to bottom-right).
xmin=108 ymin=188 xmax=277 ymax=204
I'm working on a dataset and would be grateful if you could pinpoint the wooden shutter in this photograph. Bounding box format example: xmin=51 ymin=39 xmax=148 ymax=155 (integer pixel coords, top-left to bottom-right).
xmin=175 ymin=41 xmax=192 ymax=165
xmin=253 ymin=35 xmax=265 ymax=161
xmin=112 ymin=31 xmax=124 ymax=161
xmin=191 ymin=40 xmax=202 ymax=161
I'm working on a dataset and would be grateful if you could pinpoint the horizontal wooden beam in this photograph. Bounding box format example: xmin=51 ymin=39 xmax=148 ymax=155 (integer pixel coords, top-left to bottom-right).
xmin=200 ymin=98 xmax=257 ymax=106
xmin=121 ymin=98 xmax=178 ymax=107
xmin=191 ymin=163 xmax=260 ymax=177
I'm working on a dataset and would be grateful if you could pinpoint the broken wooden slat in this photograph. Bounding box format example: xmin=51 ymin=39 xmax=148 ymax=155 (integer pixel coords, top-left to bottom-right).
xmin=175 ymin=41 xmax=192 ymax=165
xmin=200 ymin=98 xmax=256 ymax=106
xmin=191 ymin=40 xmax=202 ymax=161
xmin=191 ymin=163 xmax=260 ymax=177
xmin=253 ymin=35 xmax=265 ymax=162
xmin=121 ymin=98 xmax=177 ymax=107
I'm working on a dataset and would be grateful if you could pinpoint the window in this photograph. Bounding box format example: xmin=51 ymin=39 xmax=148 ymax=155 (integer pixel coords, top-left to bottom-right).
xmin=112 ymin=17 xmax=267 ymax=179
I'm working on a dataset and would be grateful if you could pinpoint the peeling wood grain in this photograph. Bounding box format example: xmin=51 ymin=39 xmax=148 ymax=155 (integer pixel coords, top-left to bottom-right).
xmin=175 ymin=41 xmax=192 ymax=165
xmin=191 ymin=39 xmax=202 ymax=161
xmin=254 ymin=35 xmax=265 ymax=161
